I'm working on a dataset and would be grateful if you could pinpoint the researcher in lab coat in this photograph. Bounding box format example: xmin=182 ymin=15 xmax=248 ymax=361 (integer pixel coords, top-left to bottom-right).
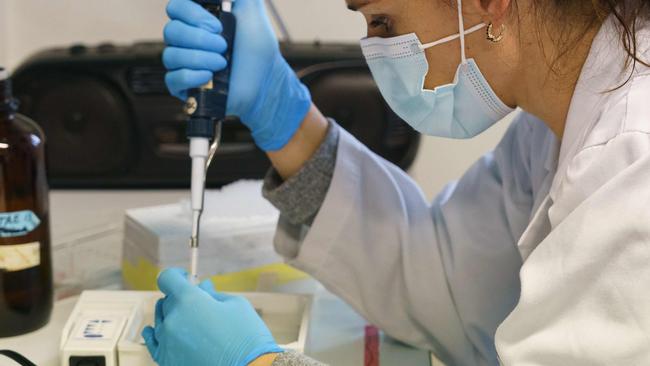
xmin=142 ymin=0 xmax=650 ymax=365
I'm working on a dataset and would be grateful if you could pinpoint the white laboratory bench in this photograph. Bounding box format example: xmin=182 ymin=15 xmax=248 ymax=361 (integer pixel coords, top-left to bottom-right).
xmin=0 ymin=190 xmax=443 ymax=366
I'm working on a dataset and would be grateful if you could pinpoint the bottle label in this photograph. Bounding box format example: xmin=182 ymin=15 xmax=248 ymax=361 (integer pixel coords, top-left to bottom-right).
xmin=0 ymin=210 xmax=41 ymax=237
xmin=0 ymin=241 xmax=40 ymax=271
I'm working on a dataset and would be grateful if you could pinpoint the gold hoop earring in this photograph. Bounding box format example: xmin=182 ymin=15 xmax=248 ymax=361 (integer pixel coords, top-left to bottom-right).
xmin=486 ymin=22 xmax=506 ymax=43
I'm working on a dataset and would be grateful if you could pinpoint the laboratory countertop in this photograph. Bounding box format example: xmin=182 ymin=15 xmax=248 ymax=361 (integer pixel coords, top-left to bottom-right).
xmin=1 ymin=190 xmax=443 ymax=366
xmin=0 ymin=280 xmax=438 ymax=366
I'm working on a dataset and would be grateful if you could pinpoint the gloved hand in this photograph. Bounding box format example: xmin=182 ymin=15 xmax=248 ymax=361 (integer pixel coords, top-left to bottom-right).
xmin=141 ymin=268 xmax=283 ymax=366
xmin=163 ymin=0 xmax=312 ymax=151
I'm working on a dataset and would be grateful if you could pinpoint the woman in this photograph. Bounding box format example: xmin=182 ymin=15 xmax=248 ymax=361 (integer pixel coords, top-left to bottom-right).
xmin=142 ymin=0 xmax=650 ymax=364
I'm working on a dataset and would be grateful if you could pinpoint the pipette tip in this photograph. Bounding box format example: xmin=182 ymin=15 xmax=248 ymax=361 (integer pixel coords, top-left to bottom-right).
xmin=189 ymin=245 xmax=199 ymax=284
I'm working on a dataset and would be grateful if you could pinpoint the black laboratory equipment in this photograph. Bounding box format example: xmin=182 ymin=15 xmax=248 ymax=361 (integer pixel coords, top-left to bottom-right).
xmin=10 ymin=42 xmax=420 ymax=188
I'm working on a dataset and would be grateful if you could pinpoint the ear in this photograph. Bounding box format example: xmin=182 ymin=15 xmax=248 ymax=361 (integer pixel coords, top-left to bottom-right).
xmin=468 ymin=0 xmax=511 ymax=25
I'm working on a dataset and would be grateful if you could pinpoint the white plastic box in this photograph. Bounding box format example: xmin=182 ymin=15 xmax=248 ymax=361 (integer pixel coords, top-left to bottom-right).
xmin=121 ymin=181 xmax=308 ymax=292
xmin=61 ymin=291 xmax=312 ymax=366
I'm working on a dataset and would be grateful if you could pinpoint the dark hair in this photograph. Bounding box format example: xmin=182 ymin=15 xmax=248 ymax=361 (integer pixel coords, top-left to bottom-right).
xmin=530 ymin=0 xmax=650 ymax=83
xmin=590 ymin=0 xmax=650 ymax=66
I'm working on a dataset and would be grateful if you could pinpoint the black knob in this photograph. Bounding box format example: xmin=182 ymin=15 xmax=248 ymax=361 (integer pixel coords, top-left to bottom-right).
xmin=69 ymin=44 xmax=87 ymax=55
xmin=97 ymin=43 xmax=116 ymax=53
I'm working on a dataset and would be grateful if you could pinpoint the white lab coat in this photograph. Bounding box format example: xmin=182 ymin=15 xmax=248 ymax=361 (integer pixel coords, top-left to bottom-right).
xmin=274 ymin=16 xmax=650 ymax=366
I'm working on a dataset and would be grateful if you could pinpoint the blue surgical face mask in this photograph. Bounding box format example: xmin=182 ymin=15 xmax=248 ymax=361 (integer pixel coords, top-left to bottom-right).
xmin=360 ymin=2 xmax=513 ymax=138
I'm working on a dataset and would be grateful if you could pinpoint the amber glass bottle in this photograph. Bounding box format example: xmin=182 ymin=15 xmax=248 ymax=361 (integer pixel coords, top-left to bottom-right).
xmin=0 ymin=68 xmax=52 ymax=337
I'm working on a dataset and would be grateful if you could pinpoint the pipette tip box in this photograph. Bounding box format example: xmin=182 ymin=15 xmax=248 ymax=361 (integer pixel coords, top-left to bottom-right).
xmin=121 ymin=180 xmax=308 ymax=292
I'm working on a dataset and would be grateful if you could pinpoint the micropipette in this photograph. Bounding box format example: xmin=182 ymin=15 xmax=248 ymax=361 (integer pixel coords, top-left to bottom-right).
xmin=185 ymin=0 xmax=236 ymax=284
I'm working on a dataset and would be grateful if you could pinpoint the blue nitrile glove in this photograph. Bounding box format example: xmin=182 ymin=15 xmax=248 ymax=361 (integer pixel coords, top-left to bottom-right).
xmin=163 ymin=0 xmax=312 ymax=151
xmin=141 ymin=268 xmax=283 ymax=366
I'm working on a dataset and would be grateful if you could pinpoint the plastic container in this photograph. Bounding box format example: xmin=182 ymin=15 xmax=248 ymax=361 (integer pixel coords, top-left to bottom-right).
xmin=122 ymin=181 xmax=307 ymax=292
xmin=60 ymin=290 xmax=312 ymax=366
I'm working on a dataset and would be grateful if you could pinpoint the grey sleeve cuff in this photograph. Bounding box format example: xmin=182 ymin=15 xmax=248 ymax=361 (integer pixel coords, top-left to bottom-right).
xmin=272 ymin=351 xmax=328 ymax=366
xmin=262 ymin=119 xmax=340 ymax=226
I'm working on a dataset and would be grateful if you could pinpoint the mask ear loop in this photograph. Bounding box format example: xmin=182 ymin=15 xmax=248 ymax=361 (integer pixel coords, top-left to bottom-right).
xmin=419 ymin=23 xmax=485 ymax=50
xmin=457 ymin=0 xmax=467 ymax=64
xmin=416 ymin=0 xmax=485 ymax=60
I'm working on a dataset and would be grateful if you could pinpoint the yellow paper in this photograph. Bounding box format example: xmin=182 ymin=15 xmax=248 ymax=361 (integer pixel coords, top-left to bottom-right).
xmin=122 ymin=257 xmax=308 ymax=292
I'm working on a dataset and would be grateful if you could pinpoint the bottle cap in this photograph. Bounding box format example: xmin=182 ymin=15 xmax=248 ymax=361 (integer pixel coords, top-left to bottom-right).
xmin=0 ymin=67 xmax=17 ymax=112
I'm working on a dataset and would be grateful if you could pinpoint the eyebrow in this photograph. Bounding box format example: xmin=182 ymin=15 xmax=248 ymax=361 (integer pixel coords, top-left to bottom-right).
xmin=346 ymin=0 xmax=372 ymax=11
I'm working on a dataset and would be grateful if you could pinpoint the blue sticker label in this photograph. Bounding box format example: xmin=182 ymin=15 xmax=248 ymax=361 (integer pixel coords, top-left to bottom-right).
xmin=0 ymin=210 xmax=41 ymax=237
